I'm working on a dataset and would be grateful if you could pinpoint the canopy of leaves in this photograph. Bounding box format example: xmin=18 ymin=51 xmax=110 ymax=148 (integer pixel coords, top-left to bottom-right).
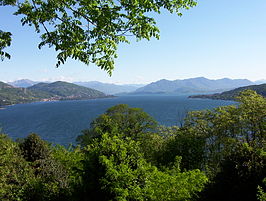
xmin=77 ymin=104 xmax=157 ymax=146
xmin=81 ymin=132 xmax=208 ymax=201
xmin=1 ymin=0 xmax=197 ymax=74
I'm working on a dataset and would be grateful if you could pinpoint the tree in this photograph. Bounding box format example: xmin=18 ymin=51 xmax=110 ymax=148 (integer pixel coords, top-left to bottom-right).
xmin=18 ymin=133 xmax=74 ymax=201
xmin=183 ymin=90 xmax=266 ymax=174
xmin=200 ymin=143 xmax=266 ymax=201
xmin=0 ymin=134 xmax=34 ymax=200
xmin=19 ymin=133 xmax=50 ymax=162
xmin=0 ymin=0 xmax=197 ymax=74
xmin=77 ymin=104 xmax=157 ymax=146
xmin=80 ymin=132 xmax=208 ymax=201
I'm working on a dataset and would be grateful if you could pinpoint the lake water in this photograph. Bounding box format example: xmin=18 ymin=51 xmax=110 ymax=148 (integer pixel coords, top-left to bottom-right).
xmin=0 ymin=95 xmax=236 ymax=146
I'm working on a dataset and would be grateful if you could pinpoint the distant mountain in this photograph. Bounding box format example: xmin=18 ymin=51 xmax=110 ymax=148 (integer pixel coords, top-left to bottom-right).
xmin=255 ymin=79 xmax=266 ymax=84
xmin=8 ymin=79 xmax=40 ymax=88
xmin=0 ymin=81 xmax=52 ymax=106
xmin=0 ymin=81 xmax=111 ymax=107
xmin=74 ymin=81 xmax=144 ymax=94
xmin=133 ymin=77 xmax=254 ymax=94
xmin=189 ymin=84 xmax=266 ymax=100
xmin=29 ymin=81 xmax=108 ymax=99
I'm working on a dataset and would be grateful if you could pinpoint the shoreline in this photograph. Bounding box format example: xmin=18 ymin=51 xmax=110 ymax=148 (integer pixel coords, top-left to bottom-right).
xmin=0 ymin=95 xmax=115 ymax=108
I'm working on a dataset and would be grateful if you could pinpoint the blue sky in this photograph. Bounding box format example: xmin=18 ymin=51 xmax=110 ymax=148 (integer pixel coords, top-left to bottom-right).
xmin=0 ymin=0 xmax=266 ymax=84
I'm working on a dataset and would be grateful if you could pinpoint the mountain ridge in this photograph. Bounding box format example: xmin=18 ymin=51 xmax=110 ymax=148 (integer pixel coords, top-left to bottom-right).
xmin=133 ymin=77 xmax=254 ymax=94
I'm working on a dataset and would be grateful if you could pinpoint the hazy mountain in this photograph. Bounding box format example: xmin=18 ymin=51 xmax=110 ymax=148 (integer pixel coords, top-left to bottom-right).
xmin=255 ymin=79 xmax=266 ymax=84
xmin=189 ymin=84 xmax=266 ymax=100
xmin=74 ymin=81 xmax=144 ymax=94
xmin=0 ymin=81 xmax=110 ymax=107
xmin=133 ymin=77 xmax=254 ymax=94
xmin=8 ymin=79 xmax=40 ymax=88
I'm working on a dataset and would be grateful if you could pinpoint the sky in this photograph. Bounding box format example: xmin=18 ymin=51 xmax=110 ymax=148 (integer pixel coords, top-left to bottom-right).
xmin=0 ymin=0 xmax=266 ymax=84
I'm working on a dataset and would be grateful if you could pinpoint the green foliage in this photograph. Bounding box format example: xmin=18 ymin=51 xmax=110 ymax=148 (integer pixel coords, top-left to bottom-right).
xmin=0 ymin=30 xmax=12 ymax=60
xmin=0 ymin=134 xmax=34 ymax=200
xmin=51 ymin=145 xmax=85 ymax=195
xmin=156 ymin=126 xmax=206 ymax=170
xmin=258 ymin=178 xmax=266 ymax=201
xmin=1 ymin=0 xmax=196 ymax=74
xmin=19 ymin=133 xmax=51 ymax=162
xmin=17 ymin=133 xmax=76 ymax=200
xmin=200 ymin=143 xmax=266 ymax=201
xmin=80 ymin=133 xmax=208 ymax=201
xmin=77 ymin=104 xmax=157 ymax=146
xmin=184 ymin=90 xmax=266 ymax=174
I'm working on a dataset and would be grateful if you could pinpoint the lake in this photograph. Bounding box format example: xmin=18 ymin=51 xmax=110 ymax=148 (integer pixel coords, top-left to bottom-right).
xmin=0 ymin=95 xmax=236 ymax=146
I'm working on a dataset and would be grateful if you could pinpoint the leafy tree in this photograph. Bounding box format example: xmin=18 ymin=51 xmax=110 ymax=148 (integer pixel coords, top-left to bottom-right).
xmin=156 ymin=126 xmax=206 ymax=170
xmin=199 ymin=143 xmax=266 ymax=201
xmin=0 ymin=134 xmax=34 ymax=201
xmin=1 ymin=0 xmax=196 ymax=73
xmin=77 ymin=104 xmax=157 ymax=146
xmin=183 ymin=90 xmax=266 ymax=174
xmin=80 ymin=132 xmax=208 ymax=201
xmin=0 ymin=30 xmax=11 ymax=60
xmin=51 ymin=145 xmax=85 ymax=198
xmin=258 ymin=178 xmax=266 ymax=201
xmin=18 ymin=133 xmax=73 ymax=201
xmin=19 ymin=133 xmax=51 ymax=162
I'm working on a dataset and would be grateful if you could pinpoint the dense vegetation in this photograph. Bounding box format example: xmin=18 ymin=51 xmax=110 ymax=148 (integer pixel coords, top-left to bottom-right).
xmin=0 ymin=90 xmax=265 ymax=200
xmin=0 ymin=81 xmax=109 ymax=107
xmin=189 ymin=83 xmax=266 ymax=100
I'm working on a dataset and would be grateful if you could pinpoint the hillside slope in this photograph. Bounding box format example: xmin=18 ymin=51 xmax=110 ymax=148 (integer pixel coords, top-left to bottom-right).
xmin=0 ymin=81 xmax=110 ymax=106
xmin=29 ymin=81 xmax=108 ymax=99
xmin=189 ymin=84 xmax=266 ymax=100
xmin=0 ymin=81 xmax=52 ymax=106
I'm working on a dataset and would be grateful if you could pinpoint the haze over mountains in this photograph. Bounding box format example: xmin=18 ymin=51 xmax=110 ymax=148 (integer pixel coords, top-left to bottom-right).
xmin=7 ymin=77 xmax=264 ymax=95
xmin=8 ymin=79 xmax=39 ymax=88
xmin=74 ymin=81 xmax=144 ymax=95
xmin=133 ymin=77 xmax=255 ymax=94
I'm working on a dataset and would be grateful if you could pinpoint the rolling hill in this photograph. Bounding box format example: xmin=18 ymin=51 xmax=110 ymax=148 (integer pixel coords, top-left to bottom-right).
xmin=28 ymin=81 xmax=107 ymax=99
xmin=0 ymin=81 xmax=52 ymax=106
xmin=0 ymin=81 xmax=110 ymax=107
xmin=189 ymin=84 xmax=266 ymax=100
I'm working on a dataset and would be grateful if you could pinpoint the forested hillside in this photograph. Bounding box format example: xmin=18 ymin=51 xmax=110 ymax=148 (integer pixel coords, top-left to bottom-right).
xmin=189 ymin=84 xmax=266 ymax=100
xmin=0 ymin=81 xmax=110 ymax=107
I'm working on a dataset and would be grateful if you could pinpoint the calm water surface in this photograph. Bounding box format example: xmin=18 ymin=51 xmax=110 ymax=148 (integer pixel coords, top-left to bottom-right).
xmin=0 ymin=95 xmax=236 ymax=146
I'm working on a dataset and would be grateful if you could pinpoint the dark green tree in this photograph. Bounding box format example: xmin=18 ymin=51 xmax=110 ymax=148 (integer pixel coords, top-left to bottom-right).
xmin=19 ymin=133 xmax=50 ymax=162
xmin=0 ymin=134 xmax=34 ymax=200
xmin=199 ymin=143 xmax=266 ymax=201
xmin=77 ymin=104 xmax=157 ymax=146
